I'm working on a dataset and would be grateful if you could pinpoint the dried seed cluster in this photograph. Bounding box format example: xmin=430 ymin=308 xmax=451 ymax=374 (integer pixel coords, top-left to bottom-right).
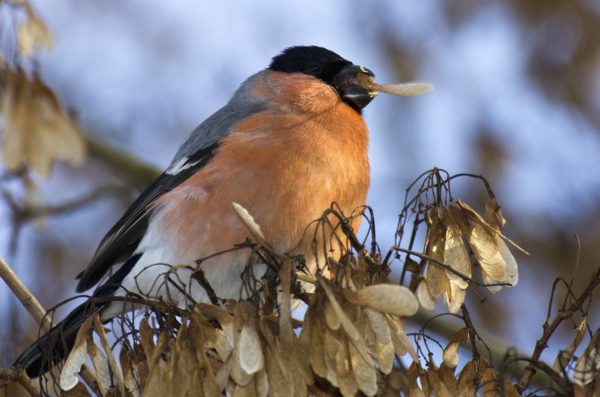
xmin=302 ymin=279 xmax=418 ymax=396
xmin=381 ymin=359 xmax=520 ymax=397
xmin=58 ymin=279 xmax=419 ymax=397
xmin=417 ymin=200 xmax=522 ymax=313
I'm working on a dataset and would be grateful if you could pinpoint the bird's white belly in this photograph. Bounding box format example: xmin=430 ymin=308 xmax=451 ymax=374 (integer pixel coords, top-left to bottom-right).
xmin=110 ymin=199 xmax=267 ymax=309
xmin=115 ymin=249 xmax=266 ymax=308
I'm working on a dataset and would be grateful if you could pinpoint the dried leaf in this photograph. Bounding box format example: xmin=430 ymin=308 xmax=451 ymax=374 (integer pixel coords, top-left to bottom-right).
xmin=375 ymin=336 xmax=395 ymax=374
xmin=439 ymin=363 xmax=458 ymax=395
xmin=93 ymin=316 xmax=125 ymax=396
xmin=443 ymin=327 xmax=469 ymax=369
xmin=574 ymin=329 xmax=600 ymax=386
xmin=238 ymin=321 xmax=264 ymax=375
xmin=456 ymin=200 xmax=528 ymax=254
xmin=188 ymin=315 xmax=221 ymax=396
xmin=322 ymin=327 xmax=342 ymax=386
xmin=196 ymin=303 xmax=234 ymax=328
xmin=387 ymin=315 xmax=418 ymax=361
xmin=230 ymin=363 xmax=252 ymax=390
xmin=485 ymin=198 xmax=506 ymax=230
xmin=60 ymin=317 xmax=92 ymax=391
xmin=468 ymin=221 xmax=505 ymax=281
xmin=354 ymin=284 xmax=419 ymax=317
xmin=307 ymin=306 xmax=327 ymax=378
xmin=409 ymin=388 xmax=426 ymax=397
xmin=131 ymin=344 xmax=149 ymax=389
xmin=501 ymin=380 xmax=521 ymax=397
xmin=288 ymin=356 xmax=309 ymax=397
xmin=324 ymin=299 xmax=341 ymax=331
xmin=426 ymin=260 xmax=450 ymax=300
xmin=356 ymin=73 xmax=433 ymax=96
xmin=63 ymin=382 xmax=92 ymax=397
xmin=457 ymin=360 xmax=479 ymax=397
xmin=147 ymin=331 xmax=169 ymax=376
xmin=376 ymin=82 xmax=434 ymax=96
xmin=444 ymin=279 xmax=466 ymax=314
xmin=216 ymin=356 xmax=234 ymax=391
xmin=426 ymin=220 xmax=449 ymax=299
xmin=334 ymin=337 xmax=351 ymax=379
xmin=138 ymin=318 xmax=155 ymax=360
xmin=170 ymin=341 xmax=194 ymax=397
xmin=232 ymin=203 xmax=273 ymax=251
xmin=427 ymin=365 xmax=454 ymax=397
xmin=481 ymin=271 xmax=503 ymax=294
xmin=231 ymin=305 xmax=257 ymax=387
xmin=364 ymin=307 xmax=391 ymax=344
xmin=478 ymin=235 xmax=520 ymax=292
xmin=481 ymin=367 xmax=519 ymax=397
xmin=293 ymin=324 xmax=314 ymax=387
xmin=278 ymin=259 xmax=294 ymax=349
xmin=338 ymin=371 xmax=358 ymax=397
xmin=349 ymin=340 xmax=377 ymax=396
xmin=407 ymin=362 xmax=422 ymax=390
xmin=119 ymin=348 xmax=140 ymax=396
xmin=319 ymin=278 xmax=361 ymax=341
xmin=264 ymin=340 xmax=293 ymax=397
xmin=454 ymin=200 xmax=526 ymax=284
xmin=16 ymin=10 xmax=53 ymax=57
xmin=386 ymin=367 xmax=408 ymax=391
xmin=255 ymin=368 xmax=269 ymax=397
xmin=1 ymin=69 xmax=86 ymax=178
xmin=142 ymin=356 xmax=170 ymax=397
xmin=443 ymin=219 xmax=472 ymax=289
xmin=495 ymin=236 xmax=519 ymax=287
xmin=553 ymin=318 xmax=587 ymax=373
xmin=88 ymin=342 xmax=112 ymax=396
xmin=416 ymin=279 xmax=436 ymax=310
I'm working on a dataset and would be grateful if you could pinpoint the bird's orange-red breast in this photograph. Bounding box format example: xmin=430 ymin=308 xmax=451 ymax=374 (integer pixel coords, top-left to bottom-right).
xmin=153 ymin=70 xmax=370 ymax=275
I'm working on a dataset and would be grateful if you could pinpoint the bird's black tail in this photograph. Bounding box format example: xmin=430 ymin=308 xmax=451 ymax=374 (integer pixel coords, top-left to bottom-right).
xmin=13 ymin=253 xmax=141 ymax=378
xmin=12 ymin=298 xmax=106 ymax=378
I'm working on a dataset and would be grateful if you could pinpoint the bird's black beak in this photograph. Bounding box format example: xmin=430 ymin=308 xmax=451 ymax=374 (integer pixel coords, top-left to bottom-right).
xmin=333 ymin=64 xmax=377 ymax=111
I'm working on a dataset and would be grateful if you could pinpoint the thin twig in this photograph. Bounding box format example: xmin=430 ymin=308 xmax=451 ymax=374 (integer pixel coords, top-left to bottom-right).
xmin=461 ymin=305 xmax=481 ymax=361
xmin=0 ymin=260 xmax=101 ymax=394
xmin=516 ymin=266 xmax=600 ymax=392
xmin=0 ymin=258 xmax=51 ymax=332
xmin=4 ymin=185 xmax=130 ymax=220
xmin=28 ymin=186 xmax=129 ymax=218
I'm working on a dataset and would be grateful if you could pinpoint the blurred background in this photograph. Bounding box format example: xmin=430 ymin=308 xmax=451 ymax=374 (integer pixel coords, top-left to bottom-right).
xmin=1 ymin=0 xmax=599 ymax=375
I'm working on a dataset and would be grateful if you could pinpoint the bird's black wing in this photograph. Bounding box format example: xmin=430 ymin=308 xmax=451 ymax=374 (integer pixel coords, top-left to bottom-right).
xmin=75 ymin=85 xmax=265 ymax=292
xmin=75 ymin=144 xmax=218 ymax=292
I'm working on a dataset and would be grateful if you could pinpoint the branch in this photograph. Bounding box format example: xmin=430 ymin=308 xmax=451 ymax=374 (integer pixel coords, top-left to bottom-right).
xmin=3 ymin=185 xmax=130 ymax=221
xmin=0 ymin=258 xmax=50 ymax=332
xmin=83 ymin=134 xmax=161 ymax=190
xmin=409 ymin=309 xmax=526 ymax=376
xmin=0 ymin=259 xmax=102 ymax=394
xmin=0 ymin=259 xmax=46 ymax=396
xmin=516 ymin=266 xmax=600 ymax=392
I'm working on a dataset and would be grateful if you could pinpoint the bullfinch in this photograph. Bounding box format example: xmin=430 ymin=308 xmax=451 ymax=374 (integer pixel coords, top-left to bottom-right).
xmin=13 ymin=45 xmax=427 ymax=378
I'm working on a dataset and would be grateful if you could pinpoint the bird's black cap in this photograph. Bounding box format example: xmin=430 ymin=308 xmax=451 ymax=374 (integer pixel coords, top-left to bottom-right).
xmin=269 ymin=46 xmax=352 ymax=86
xmin=269 ymin=46 xmax=375 ymax=112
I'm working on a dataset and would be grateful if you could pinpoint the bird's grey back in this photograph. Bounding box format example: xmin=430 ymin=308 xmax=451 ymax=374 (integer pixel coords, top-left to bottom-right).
xmin=171 ymin=71 xmax=266 ymax=165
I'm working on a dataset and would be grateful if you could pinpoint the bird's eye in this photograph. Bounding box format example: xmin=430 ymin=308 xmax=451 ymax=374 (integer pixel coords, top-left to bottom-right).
xmin=304 ymin=64 xmax=322 ymax=75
